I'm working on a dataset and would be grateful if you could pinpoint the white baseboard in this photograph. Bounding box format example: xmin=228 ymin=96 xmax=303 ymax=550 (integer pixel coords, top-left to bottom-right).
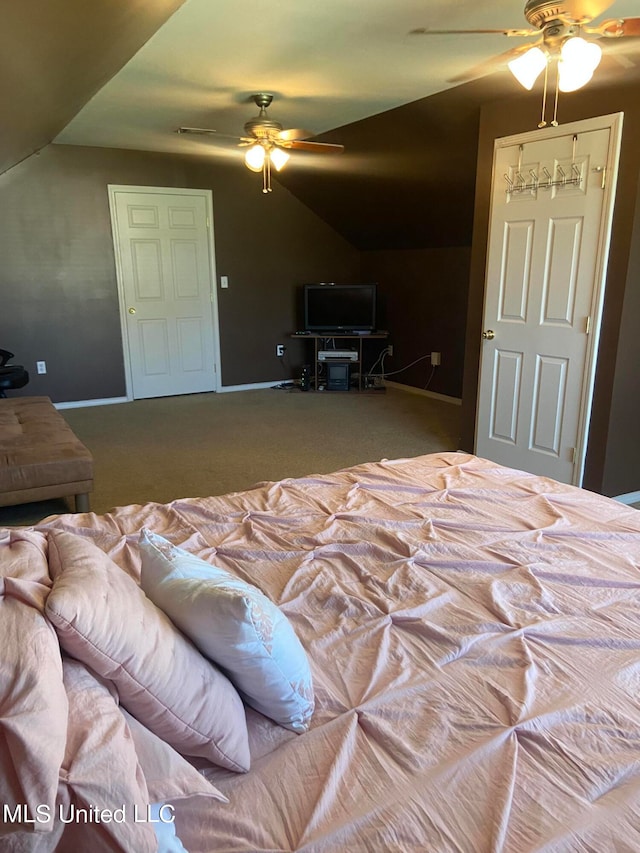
xmin=53 ymin=383 xmax=283 ymax=407
xmin=611 ymin=490 xmax=640 ymax=505
xmin=385 ymin=380 xmax=462 ymax=406
xmin=52 ymin=380 xmax=455 ymax=407
xmin=55 ymin=396 xmax=129 ymax=410
xmin=218 ymin=381 xmax=284 ymax=393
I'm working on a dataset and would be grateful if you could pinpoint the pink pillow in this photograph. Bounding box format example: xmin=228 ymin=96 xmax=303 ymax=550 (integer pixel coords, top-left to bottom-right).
xmin=0 ymin=530 xmax=66 ymax=837
xmin=120 ymin=708 xmax=229 ymax=804
xmin=45 ymin=529 xmax=250 ymax=772
xmin=53 ymin=658 xmax=157 ymax=852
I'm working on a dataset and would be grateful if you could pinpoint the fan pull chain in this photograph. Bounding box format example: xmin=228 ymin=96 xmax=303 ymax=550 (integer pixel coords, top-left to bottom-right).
xmin=537 ymin=55 xmax=562 ymax=129
xmin=551 ymin=62 xmax=560 ymax=127
xmin=262 ymin=149 xmax=273 ymax=193
xmin=538 ymin=62 xmax=549 ymax=128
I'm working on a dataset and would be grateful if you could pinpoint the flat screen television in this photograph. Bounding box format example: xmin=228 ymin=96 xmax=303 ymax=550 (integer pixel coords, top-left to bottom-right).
xmin=303 ymin=283 xmax=377 ymax=333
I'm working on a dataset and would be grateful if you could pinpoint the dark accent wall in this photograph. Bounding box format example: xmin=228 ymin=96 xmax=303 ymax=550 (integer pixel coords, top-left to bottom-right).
xmin=361 ymin=248 xmax=470 ymax=398
xmin=460 ymin=78 xmax=640 ymax=497
xmin=602 ymin=174 xmax=640 ymax=497
xmin=279 ymin=77 xmax=505 ymax=251
xmin=0 ymin=144 xmax=359 ymax=402
xmin=279 ymin=79 xmax=508 ymax=406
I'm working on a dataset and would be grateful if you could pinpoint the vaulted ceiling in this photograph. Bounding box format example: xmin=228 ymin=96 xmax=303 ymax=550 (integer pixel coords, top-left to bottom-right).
xmin=0 ymin=0 xmax=187 ymax=176
xmin=2 ymin=0 xmax=640 ymax=248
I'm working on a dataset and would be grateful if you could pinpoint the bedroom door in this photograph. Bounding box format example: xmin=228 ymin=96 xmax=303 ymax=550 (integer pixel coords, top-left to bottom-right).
xmin=108 ymin=186 xmax=220 ymax=400
xmin=475 ymin=114 xmax=623 ymax=485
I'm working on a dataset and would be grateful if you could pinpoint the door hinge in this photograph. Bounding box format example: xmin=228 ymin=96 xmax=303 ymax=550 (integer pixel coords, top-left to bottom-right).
xmin=206 ymin=216 xmax=210 ymax=228
xmin=585 ymin=316 xmax=592 ymax=335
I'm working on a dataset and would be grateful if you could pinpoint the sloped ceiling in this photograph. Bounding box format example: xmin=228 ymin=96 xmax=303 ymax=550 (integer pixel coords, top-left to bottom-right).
xmin=276 ymin=75 xmax=521 ymax=250
xmin=0 ymin=0 xmax=187 ymax=175
xmin=2 ymin=0 xmax=640 ymax=248
xmin=52 ymin=0 xmax=640 ymax=159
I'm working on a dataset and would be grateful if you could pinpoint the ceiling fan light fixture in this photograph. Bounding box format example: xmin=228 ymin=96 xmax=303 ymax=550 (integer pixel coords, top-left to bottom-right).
xmin=178 ymin=94 xmax=342 ymax=193
xmin=244 ymin=143 xmax=266 ymax=172
xmin=269 ymin=147 xmax=290 ymax=172
xmin=558 ymin=36 xmax=602 ymax=92
xmin=508 ymin=46 xmax=548 ymax=90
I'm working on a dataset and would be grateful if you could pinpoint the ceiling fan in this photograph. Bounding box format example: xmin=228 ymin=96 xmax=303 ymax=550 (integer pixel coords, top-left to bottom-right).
xmin=178 ymin=93 xmax=344 ymax=193
xmin=410 ymin=0 xmax=640 ymax=126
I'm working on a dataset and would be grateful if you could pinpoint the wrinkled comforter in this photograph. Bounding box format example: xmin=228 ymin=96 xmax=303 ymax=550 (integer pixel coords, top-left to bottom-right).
xmin=3 ymin=452 xmax=640 ymax=852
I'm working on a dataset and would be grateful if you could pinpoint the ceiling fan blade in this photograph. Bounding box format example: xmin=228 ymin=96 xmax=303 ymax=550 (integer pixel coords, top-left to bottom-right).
xmin=177 ymin=96 xmax=343 ymax=162
xmin=277 ymin=128 xmax=315 ymax=142
xmin=591 ymin=17 xmax=640 ymax=37
xmin=177 ymin=127 xmax=244 ymax=142
xmin=281 ymin=140 xmax=345 ymax=154
xmin=447 ymin=43 xmax=539 ymax=84
xmin=600 ymin=41 xmax=638 ymax=69
xmin=409 ymin=27 xmax=538 ymax=37
xmin=178 ymin=127 xmax=217 ymax=135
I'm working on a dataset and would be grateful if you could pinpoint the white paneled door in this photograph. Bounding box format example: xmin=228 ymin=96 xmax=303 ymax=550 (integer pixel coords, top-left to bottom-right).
xmin=475 ymin=115 xmax=623 ymax=485
xmin=109 ymin=186 xmax=220 ymax=399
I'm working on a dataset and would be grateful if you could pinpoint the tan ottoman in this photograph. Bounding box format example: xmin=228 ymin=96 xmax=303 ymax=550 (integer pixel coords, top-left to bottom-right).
xmin=0 ymin=396 xmax=93 ymax=512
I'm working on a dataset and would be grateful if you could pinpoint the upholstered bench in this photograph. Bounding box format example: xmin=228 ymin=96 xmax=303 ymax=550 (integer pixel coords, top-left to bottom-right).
xmin=0 ymin=396 xmax=93 ymax=512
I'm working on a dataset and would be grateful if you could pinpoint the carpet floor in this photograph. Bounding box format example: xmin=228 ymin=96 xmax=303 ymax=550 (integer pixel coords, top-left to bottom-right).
xmin=0 ymin=386 xmax=462 ymax=526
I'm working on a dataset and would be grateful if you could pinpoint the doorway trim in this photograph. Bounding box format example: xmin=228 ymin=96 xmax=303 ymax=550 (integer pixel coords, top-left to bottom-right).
xmin=475 ymin=112 xmax=623 ymax=486
xmin=108 ymin=185 xmax=221 ymax=401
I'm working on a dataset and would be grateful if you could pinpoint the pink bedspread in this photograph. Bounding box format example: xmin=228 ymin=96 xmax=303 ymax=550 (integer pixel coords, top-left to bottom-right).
xmin=11 ymin=452 xmax=640 ymax=850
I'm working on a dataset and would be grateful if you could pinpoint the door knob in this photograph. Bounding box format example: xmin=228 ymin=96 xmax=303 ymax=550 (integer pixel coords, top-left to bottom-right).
xmin=482 ymin=329 xmax=495 ymax=340
xmin=128 ymin=307 xmax=136 ymax=314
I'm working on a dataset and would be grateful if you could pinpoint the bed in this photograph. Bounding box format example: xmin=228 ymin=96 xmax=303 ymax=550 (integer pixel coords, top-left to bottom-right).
xmin=2 ymin=451 xmax=640 ymax=852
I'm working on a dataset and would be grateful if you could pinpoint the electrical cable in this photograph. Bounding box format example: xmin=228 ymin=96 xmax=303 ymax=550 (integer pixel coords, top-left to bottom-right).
xmin=368 ymin=353 xmax=434 ymax=379
xmin=423 ymin=366 xmax=436 ymax=390
xmin=367 ymin=347 xmax=388 ymax=378
xmin=364 ymin=346 xmax=391 ymax=389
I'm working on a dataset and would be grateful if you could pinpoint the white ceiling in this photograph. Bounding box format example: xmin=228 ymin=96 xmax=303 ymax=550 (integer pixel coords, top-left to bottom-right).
xmin=55 ymin=0 xmax=640 ymax=163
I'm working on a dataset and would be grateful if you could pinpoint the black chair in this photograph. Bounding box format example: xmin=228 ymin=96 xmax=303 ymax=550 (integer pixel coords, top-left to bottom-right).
xmin=0 ymin=349 xmax=30 ymax=397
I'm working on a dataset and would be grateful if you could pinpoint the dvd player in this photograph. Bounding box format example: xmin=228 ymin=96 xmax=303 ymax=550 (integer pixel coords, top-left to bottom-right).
xmin=318 ymin=350 xmax=358 ymax=361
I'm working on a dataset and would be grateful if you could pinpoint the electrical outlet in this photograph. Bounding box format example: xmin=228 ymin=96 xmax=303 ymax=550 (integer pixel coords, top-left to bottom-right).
xmin=431 ymin=352 xmax=441 ymax=366
xmin=387 ymin=345 xmax=393 ymax=356
xmin=276 ymin=344 xmax=286 ymax=357
xmin=36 ymin=360 xmax=47 ymax=374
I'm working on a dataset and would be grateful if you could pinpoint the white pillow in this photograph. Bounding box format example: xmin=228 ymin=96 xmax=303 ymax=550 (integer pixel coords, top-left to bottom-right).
xmin=139 ymin=529 xmax=314 ymax=733
xmin=150 ymin=803 xmax=188 ymax=853
xmin=46 ymin=529 xmax=250 ymax=773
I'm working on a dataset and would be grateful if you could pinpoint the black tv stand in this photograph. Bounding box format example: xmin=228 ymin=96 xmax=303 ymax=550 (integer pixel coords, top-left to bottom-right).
xmin=290 ymin=332 xmax=389 ymax=392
